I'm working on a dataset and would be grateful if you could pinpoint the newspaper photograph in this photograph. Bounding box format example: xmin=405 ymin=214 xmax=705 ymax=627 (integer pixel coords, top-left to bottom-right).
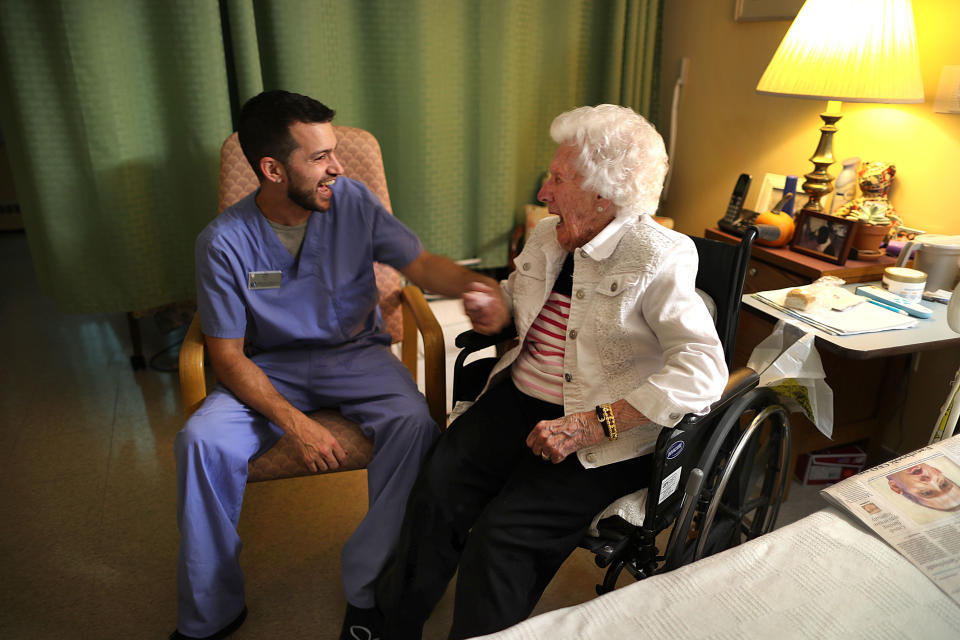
xmin=821 ymin=433 xmax=960 ymax=606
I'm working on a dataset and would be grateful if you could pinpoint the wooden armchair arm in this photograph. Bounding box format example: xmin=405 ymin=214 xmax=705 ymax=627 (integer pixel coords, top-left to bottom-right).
xmin=399 ymin=284 xmax=447 ymax=428
xmin=179 ymin=312 xmax=208 ymax=417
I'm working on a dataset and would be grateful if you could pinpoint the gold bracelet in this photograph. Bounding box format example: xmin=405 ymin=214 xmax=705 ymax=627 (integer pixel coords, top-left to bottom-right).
xmin=596 ymin=403 xmax=618 ymax=441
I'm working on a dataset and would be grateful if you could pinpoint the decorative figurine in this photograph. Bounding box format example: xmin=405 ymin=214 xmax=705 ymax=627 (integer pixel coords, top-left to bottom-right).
xmin=835 ymin=161 xmax=901 ymax=257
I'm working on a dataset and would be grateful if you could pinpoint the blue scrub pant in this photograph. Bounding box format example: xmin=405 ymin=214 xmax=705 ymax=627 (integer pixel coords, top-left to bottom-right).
xmin=174 ymin=338 xmax=437 ymax=638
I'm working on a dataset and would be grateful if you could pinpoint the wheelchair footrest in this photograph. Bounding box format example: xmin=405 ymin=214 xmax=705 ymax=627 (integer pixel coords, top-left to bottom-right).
xmin=582 ymin=517 xmax=636 ymax=568
xmin=587 ymin=534 xmax=633 ymax=569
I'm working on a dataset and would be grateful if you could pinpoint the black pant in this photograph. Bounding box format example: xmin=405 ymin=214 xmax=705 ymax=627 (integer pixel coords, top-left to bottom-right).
xmin=376 ymin=378 xmax=651 ymax=639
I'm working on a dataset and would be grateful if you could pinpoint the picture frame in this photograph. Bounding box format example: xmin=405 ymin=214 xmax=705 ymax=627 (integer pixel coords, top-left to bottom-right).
xmin=753 ymin=172 xmax=786 ymax=213
xmin=790 ymin=210 xmax=856 ymax=265
xmin=734 ymin=0 xmax=804 ymax=22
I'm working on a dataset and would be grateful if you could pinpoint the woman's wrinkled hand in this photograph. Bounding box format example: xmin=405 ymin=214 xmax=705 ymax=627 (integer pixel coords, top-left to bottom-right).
xmin=526 ymin=410 xmax=605 ymax=464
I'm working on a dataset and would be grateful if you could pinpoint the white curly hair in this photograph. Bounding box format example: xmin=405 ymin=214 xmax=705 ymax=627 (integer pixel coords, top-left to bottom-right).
xmin=549 ymin=104 xmax=668 ymax=217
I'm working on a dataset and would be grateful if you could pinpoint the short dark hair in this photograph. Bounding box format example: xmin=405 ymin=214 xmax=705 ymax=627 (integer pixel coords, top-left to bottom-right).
xmin=237 ymin=90 xmax=336 ymax=180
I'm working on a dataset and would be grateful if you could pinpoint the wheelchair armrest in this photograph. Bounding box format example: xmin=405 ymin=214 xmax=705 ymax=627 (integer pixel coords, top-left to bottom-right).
xmin=675 ymin=366 xmax=759 ymax=428
xmin=454 ymin=324 xmax=518 ymax=352
xmin=452 ymin=324 xmax=518 ymax=405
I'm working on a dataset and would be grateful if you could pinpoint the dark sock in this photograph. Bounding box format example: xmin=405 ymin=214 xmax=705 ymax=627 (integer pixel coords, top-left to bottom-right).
xmin=340 ymin=604 xmax=384 ymax=640
xmin=169 ymin=606 xmax=247 ymax=640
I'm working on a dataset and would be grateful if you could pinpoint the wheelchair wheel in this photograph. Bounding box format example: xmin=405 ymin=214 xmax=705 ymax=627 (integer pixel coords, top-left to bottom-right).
xmin=663 ymin=387 xmax=790 ymax=570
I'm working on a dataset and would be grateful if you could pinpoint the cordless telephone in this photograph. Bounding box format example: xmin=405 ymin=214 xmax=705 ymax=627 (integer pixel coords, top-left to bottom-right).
xmin=717 ymin=173 xmax=753 ymax=235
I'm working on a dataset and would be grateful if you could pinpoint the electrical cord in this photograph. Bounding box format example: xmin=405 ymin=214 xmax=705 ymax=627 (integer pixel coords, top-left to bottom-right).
xmin=149 ymin=340 xmax=182 ymax=373
xmin=147 ymin=324 xmax=188 ymax=373
xmin=661 ymin=57 xmax=689 ymax=201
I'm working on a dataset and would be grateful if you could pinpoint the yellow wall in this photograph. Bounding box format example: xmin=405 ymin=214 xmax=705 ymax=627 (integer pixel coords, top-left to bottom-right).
xmin=658 ymin=0 xmax=960 ymax=237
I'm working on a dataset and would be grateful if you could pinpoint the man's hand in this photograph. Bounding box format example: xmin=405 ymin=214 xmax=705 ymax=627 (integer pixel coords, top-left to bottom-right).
xmin=286 ymin=414 xmax=349 ymax=472
xmin=462 ymin=282 xmax=511 ymax=335
xmin=205 ymin=336 xmax=349 ymax=472
xmin=401 ymin=252 xmax=512 ymax=334
xmin=525 ymin=411 xmax=605 ymax=464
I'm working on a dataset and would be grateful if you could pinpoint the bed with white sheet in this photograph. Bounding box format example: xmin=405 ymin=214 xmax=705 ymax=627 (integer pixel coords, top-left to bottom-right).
xmin=479 ymin=507 xmax=960 ymax=639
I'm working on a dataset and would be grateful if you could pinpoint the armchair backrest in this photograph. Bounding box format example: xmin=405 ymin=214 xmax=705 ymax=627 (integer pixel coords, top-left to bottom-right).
xmin=217 ymin=127 xmax=403 ymax=343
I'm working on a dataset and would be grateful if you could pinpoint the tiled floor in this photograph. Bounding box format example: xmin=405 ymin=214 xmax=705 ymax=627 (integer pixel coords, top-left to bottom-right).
xmin=0 ymin=230 xmax=827 ymax=638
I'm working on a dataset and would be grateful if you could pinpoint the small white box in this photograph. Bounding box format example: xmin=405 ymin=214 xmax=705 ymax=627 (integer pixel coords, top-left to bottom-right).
xmin=795 ymin=445 xmax=866 ymax=486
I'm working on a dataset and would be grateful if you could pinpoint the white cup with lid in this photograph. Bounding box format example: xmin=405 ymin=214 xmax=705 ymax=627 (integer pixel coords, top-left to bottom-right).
xmin=883 ymin=267 xmax=926 ymax=302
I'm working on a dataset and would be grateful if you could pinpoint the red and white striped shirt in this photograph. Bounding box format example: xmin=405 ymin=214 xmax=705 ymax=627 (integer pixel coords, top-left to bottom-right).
xmin=510 ymin=291 xmax=570 ymax=404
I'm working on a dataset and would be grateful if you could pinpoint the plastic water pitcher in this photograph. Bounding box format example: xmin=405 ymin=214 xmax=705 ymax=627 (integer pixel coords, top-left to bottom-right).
xmin=895 ymin=235 xmax=960 ymax=292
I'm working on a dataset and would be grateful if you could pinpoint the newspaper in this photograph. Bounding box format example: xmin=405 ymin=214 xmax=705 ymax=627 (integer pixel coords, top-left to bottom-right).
xmin=821 ymin=433 xmax=960 ymax=605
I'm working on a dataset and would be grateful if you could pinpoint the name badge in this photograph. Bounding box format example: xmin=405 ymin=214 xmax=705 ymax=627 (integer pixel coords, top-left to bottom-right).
xmin=248 ymin=270 xmax=282 ymax=290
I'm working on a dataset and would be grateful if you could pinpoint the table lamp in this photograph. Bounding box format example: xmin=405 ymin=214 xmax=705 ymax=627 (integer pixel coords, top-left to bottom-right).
xmin=756 ymin=0 xmax=924 ymax=217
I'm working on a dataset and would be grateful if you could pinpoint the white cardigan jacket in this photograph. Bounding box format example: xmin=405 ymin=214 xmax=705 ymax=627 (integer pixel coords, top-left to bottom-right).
xmin=482 ymin=214 xmax=727 ymax=467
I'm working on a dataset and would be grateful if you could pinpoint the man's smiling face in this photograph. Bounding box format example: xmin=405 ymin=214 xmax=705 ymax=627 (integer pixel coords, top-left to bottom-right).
xmin=282 ymin=121 xmax=343 ymax=213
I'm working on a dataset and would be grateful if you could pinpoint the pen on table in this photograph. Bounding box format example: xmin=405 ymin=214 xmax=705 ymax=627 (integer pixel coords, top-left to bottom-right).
xmin=866 ymin=299 xmax=909 ymax=316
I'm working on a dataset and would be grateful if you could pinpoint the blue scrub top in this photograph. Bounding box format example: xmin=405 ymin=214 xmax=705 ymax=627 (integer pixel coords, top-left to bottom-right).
xmin=195 ymin=177 xmax=423 ymax=351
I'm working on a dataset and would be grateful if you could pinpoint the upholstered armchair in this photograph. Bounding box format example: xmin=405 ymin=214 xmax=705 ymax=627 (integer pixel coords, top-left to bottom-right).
xmin=178 ymin=127 xmax=446 ymax=481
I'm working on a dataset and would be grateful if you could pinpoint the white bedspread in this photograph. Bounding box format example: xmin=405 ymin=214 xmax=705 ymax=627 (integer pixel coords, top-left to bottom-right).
xmin=478 ymin=507 xmax=960 ymax=639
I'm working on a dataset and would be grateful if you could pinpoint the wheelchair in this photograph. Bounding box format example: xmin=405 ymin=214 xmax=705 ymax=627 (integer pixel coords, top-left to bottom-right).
xmin=450 ymin=225 xmax=791 ymax=594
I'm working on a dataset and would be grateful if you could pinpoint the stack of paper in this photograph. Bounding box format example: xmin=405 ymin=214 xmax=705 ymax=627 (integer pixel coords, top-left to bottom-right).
xmin=753 ymin=288 xmax=917 ymax=336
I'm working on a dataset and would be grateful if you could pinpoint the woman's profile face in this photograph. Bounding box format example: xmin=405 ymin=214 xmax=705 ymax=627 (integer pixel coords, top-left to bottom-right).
xmin=537 ymin=145 xmax=613 ymax=252
xmin=888 ymin=463 xmax=960 ymax=510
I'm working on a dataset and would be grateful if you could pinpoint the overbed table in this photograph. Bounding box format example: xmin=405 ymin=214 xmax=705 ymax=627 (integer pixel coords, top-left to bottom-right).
xmin=742 ymin=286 xmax=960 ymax=481
xmin=741 ymin=286 xmax=960 ymax=359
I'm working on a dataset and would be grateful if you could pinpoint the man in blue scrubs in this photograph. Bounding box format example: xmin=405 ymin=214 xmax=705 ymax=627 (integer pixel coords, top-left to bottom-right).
xmin=171 ymin=90 xmax=507 ymax=640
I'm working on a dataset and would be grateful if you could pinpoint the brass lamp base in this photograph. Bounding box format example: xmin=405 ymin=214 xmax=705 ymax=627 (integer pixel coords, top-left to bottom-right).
xmin=799 ymin=110 xmax=842 ymax=215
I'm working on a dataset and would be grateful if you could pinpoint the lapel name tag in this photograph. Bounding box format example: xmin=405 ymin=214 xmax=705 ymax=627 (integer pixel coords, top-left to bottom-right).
xmin=248 ymin=270 xmax=282 ymax=290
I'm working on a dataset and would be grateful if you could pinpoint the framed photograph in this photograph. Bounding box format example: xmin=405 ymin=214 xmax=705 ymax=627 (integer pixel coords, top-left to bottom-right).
xmin=753 ymin=173 xmax=786 ymax=213
xmin=790 ymin=210 xmax=856 ymax=265
xmin=734 ymin=0 xmax=804 ymax=22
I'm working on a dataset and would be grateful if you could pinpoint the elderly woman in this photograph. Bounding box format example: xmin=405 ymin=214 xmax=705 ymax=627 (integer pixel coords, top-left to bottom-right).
xmin=374 ymin=105 xmax=728 ymax=639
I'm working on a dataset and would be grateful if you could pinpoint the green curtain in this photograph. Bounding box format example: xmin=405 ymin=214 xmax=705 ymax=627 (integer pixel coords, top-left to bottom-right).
xmin=0 ymin=0 xmax=661 ymax=314
xmin=0 ymin=0 xmax=233 ymax=313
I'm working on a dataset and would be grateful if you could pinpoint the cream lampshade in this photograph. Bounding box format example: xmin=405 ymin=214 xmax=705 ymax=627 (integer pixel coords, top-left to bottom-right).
xmin=756 ymin=0 xmax=924 ymax=216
